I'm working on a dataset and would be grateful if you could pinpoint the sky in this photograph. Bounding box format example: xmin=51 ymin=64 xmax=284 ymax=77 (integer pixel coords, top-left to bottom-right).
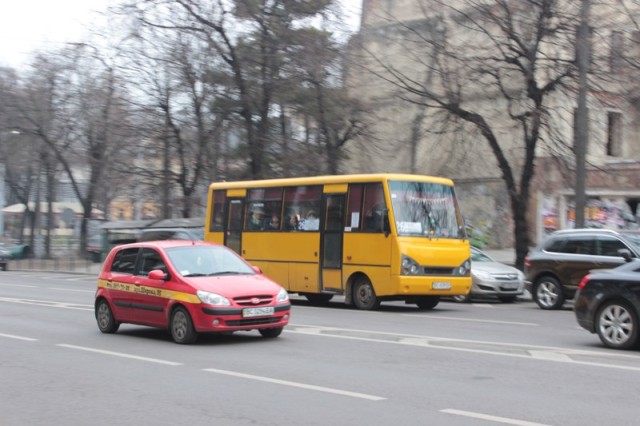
xmin=0 ymin=0 xmax=363 ymax=69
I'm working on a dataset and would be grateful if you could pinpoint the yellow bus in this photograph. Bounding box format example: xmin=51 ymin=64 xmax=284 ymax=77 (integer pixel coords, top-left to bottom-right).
xmin=204 ymin=174 xmax=471 ymax=310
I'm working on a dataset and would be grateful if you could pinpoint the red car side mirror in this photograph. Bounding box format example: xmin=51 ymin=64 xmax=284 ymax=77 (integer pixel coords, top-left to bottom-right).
xmin=148 ymin=269 xmax=167 ymax=280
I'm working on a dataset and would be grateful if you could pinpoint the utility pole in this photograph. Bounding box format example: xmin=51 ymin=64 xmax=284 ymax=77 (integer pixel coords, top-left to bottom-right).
xmin=574 ymin=0 xmax=591 ymax=228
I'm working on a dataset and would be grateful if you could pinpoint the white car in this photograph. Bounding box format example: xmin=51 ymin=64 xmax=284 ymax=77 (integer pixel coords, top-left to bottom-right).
xmin=453 ymin=247 xmax=525 ymax=303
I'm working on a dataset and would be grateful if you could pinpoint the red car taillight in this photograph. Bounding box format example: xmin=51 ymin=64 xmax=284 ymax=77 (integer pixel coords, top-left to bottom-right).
xmin=578 ymin=274 xmax=591 ymax=290
xmin=524 ymin=257 xmax=531 ymax=268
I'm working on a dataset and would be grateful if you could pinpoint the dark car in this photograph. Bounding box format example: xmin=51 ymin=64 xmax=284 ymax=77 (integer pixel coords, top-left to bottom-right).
xmin=525 ymin=229 xmax=640 ymax=310
xmin=0 ymin=245 xmax=9 ymax=271
xmin=574 ymin=259 xmax=640 ymax=349
xmin=138 ymin=227 xmax=204 ymax=242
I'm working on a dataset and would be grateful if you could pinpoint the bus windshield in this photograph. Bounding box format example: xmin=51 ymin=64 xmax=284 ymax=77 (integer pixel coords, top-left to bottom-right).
xmin=389 ymin=180 xmax=465 ymax=238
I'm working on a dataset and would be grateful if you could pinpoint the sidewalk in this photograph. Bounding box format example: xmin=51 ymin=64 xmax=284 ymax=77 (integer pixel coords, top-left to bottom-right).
xmin=6 ymin=258 xmax=102 ymax=274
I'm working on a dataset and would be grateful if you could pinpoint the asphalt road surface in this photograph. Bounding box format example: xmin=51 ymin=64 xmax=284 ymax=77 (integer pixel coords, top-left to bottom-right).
xmin=1 ymin=271 xmax=638 ymax=426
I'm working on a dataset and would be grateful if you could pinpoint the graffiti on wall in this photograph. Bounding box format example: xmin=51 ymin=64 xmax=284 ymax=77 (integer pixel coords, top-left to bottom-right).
xmin=542 ymin=195 xmax=639 ymax=235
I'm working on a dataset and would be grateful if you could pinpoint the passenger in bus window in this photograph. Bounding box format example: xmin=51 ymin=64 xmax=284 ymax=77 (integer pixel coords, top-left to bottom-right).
xmin=247 ymin=207 xmax=265 ymax=230
xmin=300 ymin=210 xmax=319 ymax=231
xmin=287 ymin=210 xmax=301 ymax=230
xmin=267 ymin=214 xmax=280 ymax=230
xmin=212 ymin=211 xmax=224 ymax=231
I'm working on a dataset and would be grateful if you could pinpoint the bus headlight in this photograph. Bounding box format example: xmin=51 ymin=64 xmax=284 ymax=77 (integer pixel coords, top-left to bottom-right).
xmin=401 ymin=255 xmax=421 ymax=275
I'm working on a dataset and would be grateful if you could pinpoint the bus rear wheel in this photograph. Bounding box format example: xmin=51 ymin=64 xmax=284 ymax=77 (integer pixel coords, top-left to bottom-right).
xmin=353 ymin=277 xmax=380 ymax=310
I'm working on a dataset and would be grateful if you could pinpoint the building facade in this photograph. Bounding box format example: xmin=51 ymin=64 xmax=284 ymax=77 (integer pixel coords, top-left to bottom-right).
xmin=345 ymin=0 xmax=640 ymax=248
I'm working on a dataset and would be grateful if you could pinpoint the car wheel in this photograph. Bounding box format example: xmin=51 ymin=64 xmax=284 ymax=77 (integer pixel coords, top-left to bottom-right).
xmin=595 ymin=300 xmax=639 ymax=350
xmin=533 ymin=276 xmax=564 ymax=310
xmin=304 ymin=293 xmax=334 ymax=305
xmin=498 ymin=296 xmax=517 ymax=303
xmin=353 ymin=277 xmax=381 ymax=310
xmin=170 ymin=307 xmax=198 ymax=344
xmin=259 ymin=327 xmax=283 ymax=338
xmin=452 ymin=294 xmax=470 ymax=303
xmin=416 ymin=296 xmax=440 ymax=310
xmin=95 ymin=299 xmax=119 ymax=334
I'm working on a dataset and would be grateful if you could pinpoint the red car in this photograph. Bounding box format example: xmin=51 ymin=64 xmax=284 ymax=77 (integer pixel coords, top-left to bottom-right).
xmin=94 ymin=240 xmax=290 ymax=344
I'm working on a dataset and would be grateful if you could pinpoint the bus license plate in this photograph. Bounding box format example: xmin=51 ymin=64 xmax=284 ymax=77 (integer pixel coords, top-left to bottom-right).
xmin=432 ymin=282 xmax=451 ymax=290
xmin=243 ymin=307 xmax=274 ymax=318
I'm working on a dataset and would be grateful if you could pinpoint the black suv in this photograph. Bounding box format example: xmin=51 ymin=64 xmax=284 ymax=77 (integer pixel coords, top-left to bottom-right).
xmin=525 ymin=229 xmax=640 ymax=309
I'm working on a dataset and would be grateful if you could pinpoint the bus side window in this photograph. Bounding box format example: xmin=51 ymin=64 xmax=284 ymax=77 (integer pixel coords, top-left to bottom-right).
xmin=210 ymin=190 xmax=226 ymax=232
xmin=363 ymin=183 xmax=386 ymax=233
xmin=283 ymin=185 xmax=322 ymax=231
xmin=347 ymin=184 xmax=363 ymax=231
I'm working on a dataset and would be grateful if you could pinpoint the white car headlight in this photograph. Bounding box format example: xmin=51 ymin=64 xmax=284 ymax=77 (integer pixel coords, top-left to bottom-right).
xmin=277 ymin=287 xmax=289 ymax=303
xmin=473 ymin=270 xmax=492 ymax=280
xmin=196 ymin=290 xmax=231 ymax=306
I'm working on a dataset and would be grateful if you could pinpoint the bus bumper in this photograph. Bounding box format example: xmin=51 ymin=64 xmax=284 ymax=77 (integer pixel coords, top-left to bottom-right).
xmin=392 ymin=275 xmax=471 ymax=296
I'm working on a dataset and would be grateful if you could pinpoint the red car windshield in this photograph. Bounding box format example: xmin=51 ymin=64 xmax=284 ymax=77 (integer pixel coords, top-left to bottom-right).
xmin=165 ymin=246 xmax=255 ymax=277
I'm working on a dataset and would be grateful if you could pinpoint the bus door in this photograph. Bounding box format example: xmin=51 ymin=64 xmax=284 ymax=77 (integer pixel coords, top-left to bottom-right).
xmin=225 ymin=198 xmax=244 ymax=255
xmin=320 ymin=193 xmax=345 ymax=292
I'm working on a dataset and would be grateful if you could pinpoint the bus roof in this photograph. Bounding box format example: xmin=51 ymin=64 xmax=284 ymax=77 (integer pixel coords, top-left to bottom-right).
xmin=208 ymin=173 xmax=455 ymax=190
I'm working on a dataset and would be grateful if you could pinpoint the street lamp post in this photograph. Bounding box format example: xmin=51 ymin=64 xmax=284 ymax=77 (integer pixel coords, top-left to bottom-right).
xmin=574 ymin=0 xmax=591 ymax=228
xmin=0 ymin=162 xmax=5 ymax=236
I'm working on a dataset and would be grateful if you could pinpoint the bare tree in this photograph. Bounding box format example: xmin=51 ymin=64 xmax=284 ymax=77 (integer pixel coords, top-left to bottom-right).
xmin=14 ymin=47 xmax=132 ymax=256
xmin=354 ymin=0 xmax=580 ymax=269
xmin=121 ymin=0 xmax=341 ymax=179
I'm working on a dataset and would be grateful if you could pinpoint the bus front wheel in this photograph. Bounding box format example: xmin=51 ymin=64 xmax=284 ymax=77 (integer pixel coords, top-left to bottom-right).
xmin=353 ymin=277 xmax=380 ymax=310
xmin=415 ymin=296 xmax=440 ymax=310
xmin=304 ymin=293 xmax=334 ymax=305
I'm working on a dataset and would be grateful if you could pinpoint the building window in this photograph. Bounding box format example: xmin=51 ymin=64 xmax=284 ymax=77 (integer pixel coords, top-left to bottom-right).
xmin=610 ymin=31 xmax=624 ymax=73
xmin=607 ymin=111 xmax=623 ymax=157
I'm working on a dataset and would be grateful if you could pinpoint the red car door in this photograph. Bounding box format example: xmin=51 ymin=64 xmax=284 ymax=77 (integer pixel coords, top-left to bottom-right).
xmin=103 ymin=247 xmax=141 ymax=323
xmin=131 ymin=248 xmax=171 ymax=327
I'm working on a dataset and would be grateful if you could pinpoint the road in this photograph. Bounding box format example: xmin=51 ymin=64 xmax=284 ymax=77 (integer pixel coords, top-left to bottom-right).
xmin=1 ymin=271 xmax=638 ymax=426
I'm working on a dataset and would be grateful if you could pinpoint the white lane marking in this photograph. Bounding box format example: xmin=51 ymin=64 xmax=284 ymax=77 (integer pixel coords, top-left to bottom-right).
xmin=203 ymin=368 xmax=386 ymax=401
xmin=0 ymin=284 xmax=37 ymax=288
xmin=56 ymin=344 xmax=182 ymax=366
xmin=529 ymin=350 xmax=572 ymax=362
xmin=0 ymin=333 xmax=38 ymax=341
xmin=50 ymin=287 xmax=94 ymax=293
xmin=403 ymin=314 xmax=537 ymax=326
xmin=441 ymin=409 xmax=551 ymax=426
xmin=288 ymin=324 xmax=640 ymax=372
xmin=0 ymin=296 xmax=92 ymax=311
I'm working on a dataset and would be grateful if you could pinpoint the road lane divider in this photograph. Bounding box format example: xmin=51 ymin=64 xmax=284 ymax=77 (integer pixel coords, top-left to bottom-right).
xmin=203 ymin=368 xmax=386 ymax=401
xmin=0 ymin=333 xmax=38 ymax=341
xmin=56 ymin=344 xmax=182 ymax=366
xmin=0 ymin=296 xmax=92 ymax=311
xmin=441 ymin=409 xmax=551 ymax=426
xmin=286 ymin=324 xmax=640 ymax=372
